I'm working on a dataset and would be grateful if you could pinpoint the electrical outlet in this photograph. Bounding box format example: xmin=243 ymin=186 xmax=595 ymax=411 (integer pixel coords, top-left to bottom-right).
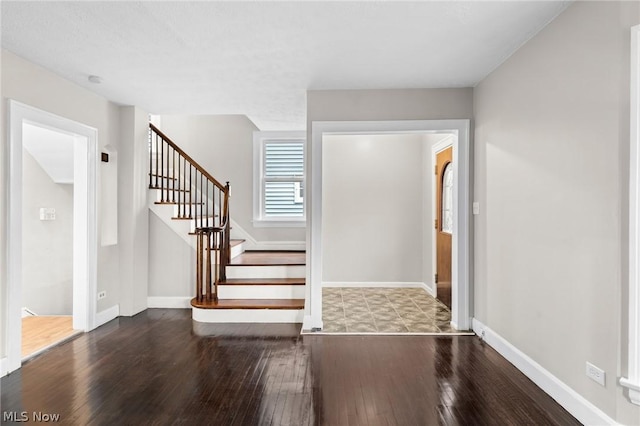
xmin=586 ymin=362 xmax=606 ymax=386
xmin=97 ymin=291 xmax=107 ymax=300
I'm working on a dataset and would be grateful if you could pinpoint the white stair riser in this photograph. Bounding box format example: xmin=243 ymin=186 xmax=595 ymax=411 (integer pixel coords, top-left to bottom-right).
xmin=226 ymin=265 xmax=306 ymax=279
xmin=218 ymin=285 xmax=305 ymax=299
xmin=192 ymin=307 xmax=303 ymax=323
xmin=230 ymin=243 xmax=244 ymax=259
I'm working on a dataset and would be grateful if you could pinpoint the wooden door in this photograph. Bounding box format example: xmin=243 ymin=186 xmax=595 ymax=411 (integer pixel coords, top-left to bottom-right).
xmin=436 ymin=147 xmax=453 ymax=310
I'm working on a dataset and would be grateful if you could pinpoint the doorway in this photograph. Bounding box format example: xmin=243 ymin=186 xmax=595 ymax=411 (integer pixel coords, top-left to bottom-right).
xmin=21 ymin=123 xmax=82 ymax=359
xmin=308 ymin=119 xmax=471 ymax=332
xmin=6 ymin=100 xmax=98 ymax=374
xmin=435 ymin=143 xmax=453 ymax=310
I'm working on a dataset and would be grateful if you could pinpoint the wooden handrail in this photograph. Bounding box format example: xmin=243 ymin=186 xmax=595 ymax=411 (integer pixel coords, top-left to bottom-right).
xmin=150 ymin=123 xmax=227 ymax=191
xmin=149 ymin=123 xmax=230 ymax=303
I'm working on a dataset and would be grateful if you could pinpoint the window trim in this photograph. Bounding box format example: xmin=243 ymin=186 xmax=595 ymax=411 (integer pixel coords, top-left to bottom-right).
xmin=253 ymin=130 xmax=306 ymax=228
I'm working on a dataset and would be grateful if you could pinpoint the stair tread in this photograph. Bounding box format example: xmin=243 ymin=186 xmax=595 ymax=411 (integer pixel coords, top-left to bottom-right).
xmin=172 ymin=214 xmax=218 ymax=220
xmin=149 ymin=174 xmax=177 ymax=180
xmin=229 ymin=251 xmax=305 ymax=266
xmin=149 ymin=187 xmax=190 ymax=192
xmin=230 ymin=239 xmax=245 ymax=247
xmin=220 ymin=278 xmax=305 ymax=286
xmin=197 ymin=238 xmax=244 ymax=245
xmin=154 ymin=201 xmax=203 ymax=205
xmin=188 ymin=229 xmax=234 ymax=235
xmin=191 ymin=298 xmax=304 ymax=310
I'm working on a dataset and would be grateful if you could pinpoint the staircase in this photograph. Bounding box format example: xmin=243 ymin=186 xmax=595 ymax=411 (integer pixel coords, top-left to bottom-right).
xmin=148 ymin=124 xmax=305 ymax=323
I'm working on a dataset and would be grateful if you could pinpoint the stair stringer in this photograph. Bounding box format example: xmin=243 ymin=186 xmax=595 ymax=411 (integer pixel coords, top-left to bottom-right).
xmin=148 ymin=198 xmax=244 ymax=259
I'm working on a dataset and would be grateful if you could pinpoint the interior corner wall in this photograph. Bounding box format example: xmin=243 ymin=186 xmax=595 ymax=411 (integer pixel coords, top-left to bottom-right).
xmin=21 ymin=150 xmax=73 ymax=315
xmin=1 ymin=49 xmax=122 ymax=334
xmin=473 ymin=1 xmax=640 ymax=423
xmin=118 ymin=106 xmax=149 ymax=316
xmin=159 ymin=115 xmax=306 ymax=244
xmin=322 ymin=134 xmax=424 ymax=284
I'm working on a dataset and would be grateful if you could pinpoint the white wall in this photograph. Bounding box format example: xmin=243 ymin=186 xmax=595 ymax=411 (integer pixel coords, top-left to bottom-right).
xmin=118 ymin=106 xmax=149 ymax=316
xmin=473 ymin=1 xmax=640 ymax=423
xmin=21 ymin=150 xmax=73 ymax=315
xmin=159 ymin=115 xmax=306 ymax=245
xmin=322 ymin=134 xmax=424 ymax=284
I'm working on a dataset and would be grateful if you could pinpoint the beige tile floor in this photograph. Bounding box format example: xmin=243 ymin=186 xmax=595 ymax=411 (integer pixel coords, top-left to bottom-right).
xmin=322 ymin=287 xmax=456 ymax=333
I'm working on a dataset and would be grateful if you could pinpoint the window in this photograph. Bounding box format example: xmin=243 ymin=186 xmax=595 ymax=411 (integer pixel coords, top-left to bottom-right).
xmin=253 ymin=131 xmax=306 ymax=227
xmin=441 ymin=163 xmax=454 ymax=234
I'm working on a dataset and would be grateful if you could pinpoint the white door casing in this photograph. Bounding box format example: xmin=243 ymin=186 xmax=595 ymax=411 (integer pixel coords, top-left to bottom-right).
xmin=306 ymin=119 xmax=471 ymax=331
xmin=5 ymin=100 xmax=98 ymax=375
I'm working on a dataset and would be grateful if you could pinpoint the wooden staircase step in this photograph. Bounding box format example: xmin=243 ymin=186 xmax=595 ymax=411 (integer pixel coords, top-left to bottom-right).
xmin=230 ymin=251 xmax=305 ymax=266
xmin=190 ymin=298 xmax=304 ymax=310
xmin=171 ymin=214 xmax=218 ymax=220
xmin=230 ymin=239 xmax=245 ymax=248
xmin=148 ymin=174 xmax=177 ymax=181
xmin=149 ymin=187 xmax=190 ymax=192
xmin=154 ymin=201 xmax=203 ymax=206
xmin=196 ymin=239 xmax=244 ymax=250
xmin=188 ymin=228 xmax=234 ymax=236
xmin=219 ymin=278 xmax=305 ymax=286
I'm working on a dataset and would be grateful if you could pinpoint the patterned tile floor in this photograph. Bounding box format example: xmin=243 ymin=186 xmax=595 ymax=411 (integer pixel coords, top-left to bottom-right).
xmin=322 ymin=287 xmax=457 ymax=333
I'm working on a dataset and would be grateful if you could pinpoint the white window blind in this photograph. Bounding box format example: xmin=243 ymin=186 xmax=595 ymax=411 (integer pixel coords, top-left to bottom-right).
xmin=263 ymin=141 xmax=304 ymax=218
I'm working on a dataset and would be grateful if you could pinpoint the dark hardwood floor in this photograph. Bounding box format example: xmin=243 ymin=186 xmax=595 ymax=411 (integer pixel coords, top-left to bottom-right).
xmin=1 ymin=309 xmax=580 ymax=425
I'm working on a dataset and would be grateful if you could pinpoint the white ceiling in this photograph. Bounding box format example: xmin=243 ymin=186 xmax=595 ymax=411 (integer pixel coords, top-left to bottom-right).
xmin=1 ymin=1 xmax=570 ymax=130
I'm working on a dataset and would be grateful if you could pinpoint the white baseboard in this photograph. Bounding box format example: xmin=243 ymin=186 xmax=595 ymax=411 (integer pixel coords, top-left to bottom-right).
xmin=147 ymin=296 xmax=192 ymax=309
xmin=302 ymin=315 xmax=323 ymax=332
xmin=323 ymin=281 xmax=430 ymax=291
xmin=1 ymin=357 xmax=7 ymax=378
xmin=472 ymin=318 xmax=618 ymax=426
xmin=422 ymin=281 xmax=436 ymax=297
xmin=21 ymin=307 xmax=37 ymax=318
xmin=95 ymin=305 xmax=120 ymax=328
xmin=192 ymin=307 xmax=303 ymax=323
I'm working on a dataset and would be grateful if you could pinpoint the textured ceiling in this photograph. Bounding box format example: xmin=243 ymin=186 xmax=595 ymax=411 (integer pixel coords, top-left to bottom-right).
xmin=1 ymin=1 xmax=570 ymax=130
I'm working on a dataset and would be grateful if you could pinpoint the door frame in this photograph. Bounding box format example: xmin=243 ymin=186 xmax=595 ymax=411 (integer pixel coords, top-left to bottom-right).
xmin=5 ymin=100 xmax=98 ymax=374
xmin=622 ymin=24 xmax=640 ymax=405
xmin=432 ymin=137 xmax=454 ymax=308
xmin=306 ymin=119 xmax=471 ymax=331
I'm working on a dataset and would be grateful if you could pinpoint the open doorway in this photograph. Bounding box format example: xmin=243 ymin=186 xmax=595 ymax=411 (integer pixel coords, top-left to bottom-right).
xmin=433 ymin=139 xmax=454 ymax=310
xmin=6 ymin=101 xmax=98 ymax=374
xmin=307 ymin=119 xmax=471 ymax=332
xmin=20 ymin=123 xmax=82 ymax=359
xmin=318 ymin=132 xmax=461 ymax=333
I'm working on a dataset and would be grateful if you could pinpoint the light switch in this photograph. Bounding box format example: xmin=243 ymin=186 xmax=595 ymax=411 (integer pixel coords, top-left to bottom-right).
xmin=472 ymin=202 xmax=480 ymax=215
xmin=39 ymin=208 xmax=56 ymax=221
